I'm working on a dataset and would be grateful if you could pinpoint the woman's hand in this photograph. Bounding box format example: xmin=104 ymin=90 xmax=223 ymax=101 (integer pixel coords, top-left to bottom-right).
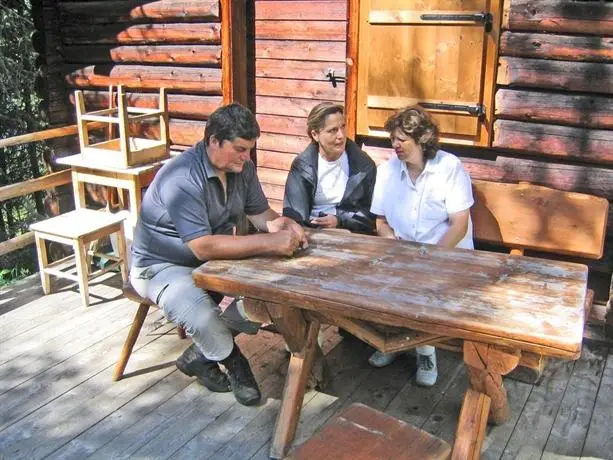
xmin=310 ymin=213 xmax=338 ymax=229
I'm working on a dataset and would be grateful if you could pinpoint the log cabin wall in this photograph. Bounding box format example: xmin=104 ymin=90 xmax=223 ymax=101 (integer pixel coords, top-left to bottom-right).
xmin=253 ymin=0 xmax=348 ymax=213
xmin=35 ymin=0 xmax=230 ymax=153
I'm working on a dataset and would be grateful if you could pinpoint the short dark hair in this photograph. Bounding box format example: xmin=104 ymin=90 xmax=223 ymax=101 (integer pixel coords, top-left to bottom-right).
xmin=384 ymin=105 xmax=440 ymax=161
xmin=204 ymin=103 xmax=260 ymax=145
xmin=306 ymin=102 xmax=344 ymax=141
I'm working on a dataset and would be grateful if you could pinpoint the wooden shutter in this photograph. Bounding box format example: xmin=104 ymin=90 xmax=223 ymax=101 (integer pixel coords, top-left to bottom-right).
xmin=352 ymin=0 xmax=502 ymax=146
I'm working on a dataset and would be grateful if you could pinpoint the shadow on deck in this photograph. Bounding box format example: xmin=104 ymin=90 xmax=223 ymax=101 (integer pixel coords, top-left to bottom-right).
xmin=0 ymin=273 xmax=611 ymax=460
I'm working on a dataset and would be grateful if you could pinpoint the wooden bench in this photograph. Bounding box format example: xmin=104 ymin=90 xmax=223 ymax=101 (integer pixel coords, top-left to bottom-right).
xmin=288 ymin=403 xmax=451 ymax=460
xmin=467 ymin=179 xmax=608 ymax=382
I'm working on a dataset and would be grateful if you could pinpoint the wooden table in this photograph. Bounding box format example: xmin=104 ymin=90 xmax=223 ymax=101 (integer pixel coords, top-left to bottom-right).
xmin=56 ymin=153 xmax=165 ymax=228
xmin=192 ymin=230 xmax=588 ymax=459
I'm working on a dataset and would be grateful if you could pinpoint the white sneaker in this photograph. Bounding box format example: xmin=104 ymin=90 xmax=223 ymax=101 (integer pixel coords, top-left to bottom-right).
xmin=368 ymin=351 xmax=400 ymax=368
xmin=415 ymin=349 xmax=438 ymax=387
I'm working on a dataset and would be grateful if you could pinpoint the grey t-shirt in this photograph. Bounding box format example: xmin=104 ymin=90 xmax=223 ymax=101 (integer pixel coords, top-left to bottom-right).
xmin=131 ymin=141 xmax=269 ymax=268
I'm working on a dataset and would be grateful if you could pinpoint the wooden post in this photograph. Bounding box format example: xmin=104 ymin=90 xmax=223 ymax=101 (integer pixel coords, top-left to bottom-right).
xmin=221 ymin=0 xmax=247 ymax=105
xmin=74 ymin=90 xmax=89 ymax=152
xmin=345 ymin=0 xmax=360 ymax=139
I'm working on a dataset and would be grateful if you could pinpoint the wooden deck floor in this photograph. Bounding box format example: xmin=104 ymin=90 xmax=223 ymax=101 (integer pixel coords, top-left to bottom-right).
xmin=0 ymin=273 xmax=611 ymax=460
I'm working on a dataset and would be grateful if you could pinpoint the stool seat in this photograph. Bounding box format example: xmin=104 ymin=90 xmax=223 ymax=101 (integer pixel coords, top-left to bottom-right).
xmin=288 ymin=403 xmax=451 ymax=460
xmin=30 ymin=209 xmax=128 ymax=308
xmin=30 ymin=209 xmax=126 ymax=239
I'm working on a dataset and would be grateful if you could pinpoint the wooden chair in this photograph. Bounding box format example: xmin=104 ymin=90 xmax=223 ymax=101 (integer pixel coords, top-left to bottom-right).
xmin=287 ymin=403 xmax=451 ymax=460
xmin=30 ymin=209 xmax=129 ymax=308
xmin=113 ymin=283 xmax=186 ymax=381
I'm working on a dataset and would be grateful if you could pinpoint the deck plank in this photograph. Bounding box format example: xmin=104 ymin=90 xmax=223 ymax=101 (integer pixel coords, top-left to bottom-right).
xmin=545 ymin=343 xmax=609 ymax=457
xmin=582 ymin=346 xmax=613 ymax=459
xmin=0 ymin=328 xmax=187 ymax=459
xmin=500 ymin=358 xmax=576 ymax=459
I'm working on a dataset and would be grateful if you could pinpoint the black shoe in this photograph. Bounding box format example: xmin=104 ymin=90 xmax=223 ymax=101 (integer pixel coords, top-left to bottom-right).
xmin=176 ymin=344 xmax=231 ymax=393
xmin=220 ymin=345 xmax=261 ymax=406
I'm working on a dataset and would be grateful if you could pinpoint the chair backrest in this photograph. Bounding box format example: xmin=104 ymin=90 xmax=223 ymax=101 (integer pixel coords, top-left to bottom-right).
xmin=471 ymin=179 xmax=609 ymax=259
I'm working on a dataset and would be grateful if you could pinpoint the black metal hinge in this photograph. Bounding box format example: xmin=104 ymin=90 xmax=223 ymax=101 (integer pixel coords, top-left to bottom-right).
xmin=420 ymin=12 xmax=493 ymax=32
xmin=325 ymin=69 xmax=346 ymax=88
xmin=420 ymin=102 xmax=486 ymax=118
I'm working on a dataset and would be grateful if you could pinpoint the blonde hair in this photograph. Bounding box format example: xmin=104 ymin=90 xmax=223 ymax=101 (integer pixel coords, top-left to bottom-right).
xmin=384 ymin=106 xmax=440 ymax=160
xmin=306 ymin=102 xmax=344 ymax=141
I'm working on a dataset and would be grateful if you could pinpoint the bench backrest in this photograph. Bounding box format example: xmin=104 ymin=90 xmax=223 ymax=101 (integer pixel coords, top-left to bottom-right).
xmin=471 ymin=179 xmax=608 ymax=260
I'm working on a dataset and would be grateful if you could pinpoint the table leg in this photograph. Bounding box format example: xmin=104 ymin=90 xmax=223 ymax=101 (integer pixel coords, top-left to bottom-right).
xmin=267 ymin=304 xmax=321 ymax=459
xmin=453 ymin=341 xmax=521 ymax=459
xmin=127 ymin=177 xmax=142 ymax=228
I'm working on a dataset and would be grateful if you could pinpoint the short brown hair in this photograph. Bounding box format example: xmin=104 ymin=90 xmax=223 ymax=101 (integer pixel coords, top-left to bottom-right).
xmin=384 ymin=106 xmax=440 ymax=161
xmin=306 ymin=102 xmax=344 ymax=141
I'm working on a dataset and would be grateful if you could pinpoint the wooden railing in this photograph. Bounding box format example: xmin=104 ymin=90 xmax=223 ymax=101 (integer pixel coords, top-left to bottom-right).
xmin=0 ymin=122 xmax=103 ymax=256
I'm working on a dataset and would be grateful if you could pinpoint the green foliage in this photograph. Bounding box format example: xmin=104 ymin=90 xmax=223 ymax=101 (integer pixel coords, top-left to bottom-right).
xmin=0 ymin=0 xmax=49 ymax=284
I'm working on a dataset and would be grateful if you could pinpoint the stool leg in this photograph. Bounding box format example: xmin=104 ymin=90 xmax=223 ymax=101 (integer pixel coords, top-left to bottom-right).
xmin=74 ymin=238 xmax=90 ymax=308
xmin=113 ymin=303 xmax=150 ymax=381
xmin=116 ymin=222 xmax=129 ymax=284
xmin=177 ymin=326 xmax=187 ymax=339
xmin=34 ymin=233 xmax=51 ymax=295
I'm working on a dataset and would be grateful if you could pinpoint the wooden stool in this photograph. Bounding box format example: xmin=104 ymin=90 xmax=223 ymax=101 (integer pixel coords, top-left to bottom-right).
xmin=113 ymin=283 xmax=186 ymax=381
xmin=288 ymin=403 xmax=451 ymax=460
xmin=30 ymin=209 xmax=129 ymax=308
xmin=75 ymin=85 xmax=169 ymax=169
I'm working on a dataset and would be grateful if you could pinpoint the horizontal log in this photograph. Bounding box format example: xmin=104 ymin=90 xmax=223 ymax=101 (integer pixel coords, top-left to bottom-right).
xmin=255 ymin=1 xmax=346 ymax=21
xmin=258 ymin=133 xmax=310 ymax=154
xmin=495 ymin=89 xmax=613 ymax=129
xmin=58 ymin=1 xmax=219 ymax=23
xmin=258 ymin=167 xmax=288 ymax=186
xmin=493 ymin=119 xmax=613 ymax=165
xmin=256 ymin=77 xmax=344 ymax=101
xmin=256 ymin=149 xmax=297 ymax=171
xmin=255 ymin=20 xmax=346 ymax=41
xmin=0 ymin=232 xmax=35 ymax=257
xmin=256 ymin=114 xmax=307 ymax=137
xmin=500 ymin=32 xmax=613 ymax=63
xmin=256 ymin=40 xmax=346 ymax=62
xmin=61 ymin=45 xmax=221 ymax=65
xmin=255 ymin=96 xmax=331 ymax=118
xmin=503 ymin=0 xmax=613 ymax=35
xmin=61 ymin=23 xmax=221 ymax=45
xmin=260 ymin=182 xmax=285 ymax=201
xmin=0 ymin=170 xmax=72 ymax=202
xmin=64 ymin=65 xmax=222 ymax=94
xmin=498 ymin=57 xmax=613 ymax=94
xmin=76 ymin=91 xmax=222 ymax=120
xmin=256 ymin=59 xmax=344 ymax=81
xmin=363 ymin=144 xmax=613 ymax=202
xmin=134 ymin=118 xmax=205 ymax=147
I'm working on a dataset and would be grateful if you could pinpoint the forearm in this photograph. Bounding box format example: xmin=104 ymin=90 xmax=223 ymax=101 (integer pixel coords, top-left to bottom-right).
xmin=376 ymin=217 xmax=396 ymax=239
xmin=188 ymin=234 xmax=280 ymax=261
xmin=248 ymin=207 xmax=280 ymax=232
xmin=437 ymin=222 xmax=468 ymax=249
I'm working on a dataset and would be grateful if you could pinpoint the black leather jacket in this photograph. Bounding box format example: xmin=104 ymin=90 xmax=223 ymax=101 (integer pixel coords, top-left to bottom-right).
xmin=282 ymin=139 xmax=376 ymax=234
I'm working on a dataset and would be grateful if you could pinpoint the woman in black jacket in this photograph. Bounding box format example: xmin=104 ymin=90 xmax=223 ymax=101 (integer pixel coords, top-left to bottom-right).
xmin=282 ymin=102 xmax=376 ymax=234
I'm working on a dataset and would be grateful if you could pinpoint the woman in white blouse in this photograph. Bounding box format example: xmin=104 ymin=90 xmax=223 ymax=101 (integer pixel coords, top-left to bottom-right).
xmin=369 ymin=106 xmax=474 ymax=386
